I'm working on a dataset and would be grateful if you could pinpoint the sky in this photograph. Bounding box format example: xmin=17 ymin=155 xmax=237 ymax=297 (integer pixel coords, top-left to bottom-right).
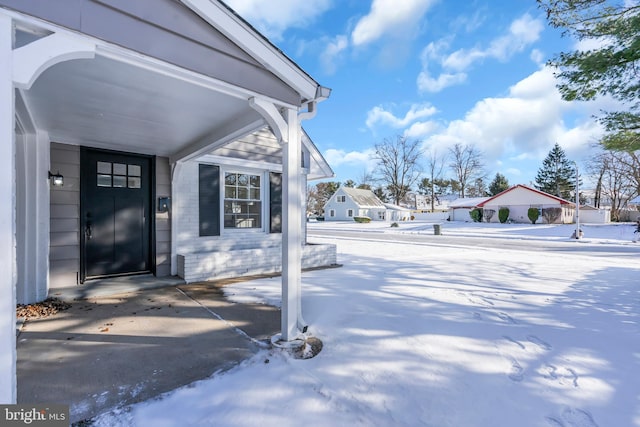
xmin=94 ymin=221 xmax=640 ymax=426
xmin=224 ymin=0 xmax=613 ymax=189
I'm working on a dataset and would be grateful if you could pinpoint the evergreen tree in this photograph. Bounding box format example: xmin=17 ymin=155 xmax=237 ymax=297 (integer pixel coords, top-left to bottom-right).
xmin=314 ymin=181 xmax=341 ymax=214
xmin=488 ymin=173 xmax=509 ymax=196
xmin=373 ymin=186 xmax=388 ymax=202
xmin=534 ymin=143 xmax=576 ymax=199
xmin=539 ymin=0 xmax=640 ymax=151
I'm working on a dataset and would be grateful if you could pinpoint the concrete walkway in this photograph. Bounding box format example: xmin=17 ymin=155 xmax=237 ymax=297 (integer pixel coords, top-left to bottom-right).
xmin=17 ymin=278 xmax=280 ymax=424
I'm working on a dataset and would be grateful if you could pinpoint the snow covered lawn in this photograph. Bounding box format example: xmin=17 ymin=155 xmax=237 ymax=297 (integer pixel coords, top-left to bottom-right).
xmin=96 ymin=222 xmax=640 ymax=427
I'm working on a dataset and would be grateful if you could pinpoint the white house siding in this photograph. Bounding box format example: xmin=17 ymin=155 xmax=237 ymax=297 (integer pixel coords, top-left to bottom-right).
xmin=177 ymin=243 xmax=337 ymax=283
xmin=579 ymin=207 xmax=610 ymax=224
xmin=324 ymin=198 xmax=360 ymax=221
xmin=155 ymin=157 xmax=172 ymax=277
xmin=483 ymin=204 xmax=572 ymax=224
xmin=174 ymin=161 xmax=336 ymax=282
xmin=324 ymin=188 xmax=388 ymax=221
xmin=174 ymin=161 xmax=282 ymax=254
xmin=452 ymin=208 xmax=473 ymax=222
xmin=49 ymin=142 xmax=80 ymax=289
xmin=481 ymin=187 xmax=573 ymax=224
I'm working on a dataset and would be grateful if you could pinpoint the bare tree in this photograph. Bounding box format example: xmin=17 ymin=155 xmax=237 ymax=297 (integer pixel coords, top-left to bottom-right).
xmin=372 ymin=135 xmax=423 ymax=205
xmin=542 ymin=207 xmax=562 ymax=224
xmin=357 ymin=169 xmax=375 ymax=190
xmin=424 ymin=149 xmax=446 ymax=210
xmin=448 ymin=143 xmax=486 ymax=198
xmin=587 ymin=149 xmax=638 ymax=221
xmin=484 ymin=209 xmax=496 ymax=222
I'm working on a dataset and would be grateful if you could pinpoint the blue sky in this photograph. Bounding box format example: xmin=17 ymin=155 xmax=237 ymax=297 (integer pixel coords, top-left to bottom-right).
xmin=225 ymin=0 xmax=609 ymax=189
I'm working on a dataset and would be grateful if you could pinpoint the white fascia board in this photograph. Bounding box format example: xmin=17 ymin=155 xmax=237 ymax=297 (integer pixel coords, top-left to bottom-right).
xmin=180 ymin=0 xmax=320 ymax=102
xmin=197 ymin=154 xmax=281 ymax=172
xmin=301 ymin=131 xmax=334 ymax=180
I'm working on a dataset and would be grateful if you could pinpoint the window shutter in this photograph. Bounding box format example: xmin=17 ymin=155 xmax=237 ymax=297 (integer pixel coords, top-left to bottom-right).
xmin=269 ymin=172 xmax=282 ymax=233
xmin=199 ymin=164 xmax=220 ymax=236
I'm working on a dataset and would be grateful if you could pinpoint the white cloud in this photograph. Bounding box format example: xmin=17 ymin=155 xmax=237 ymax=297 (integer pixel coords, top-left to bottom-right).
xmin=320 ymin=35 xmax=349 ymax=75
xmin=422 ymin=66 xmax=605 ymax=169
xmin=351 ymin=0 xmax=437 ymax=46
xmin=224 ymin=0 xmax=333 ymax=40
xmin=366 ymin=103 xmax=438 ymax=129
xmin=323 ymin=148 xmax=377 ymax=171
xmin=530 ymin=48 xmax=545 ymax=65
xmin=418 ymin=14 xmax=545 ymax=93
xmin=416 ymin=69 xmax=467 ymax=93
xmin=404 ymin=121 xmax=441 ymax=139
xmin=505 ymin=167 xmax=522 ymax=176
xmin=442 ymin=14 xmax=544 ymax=71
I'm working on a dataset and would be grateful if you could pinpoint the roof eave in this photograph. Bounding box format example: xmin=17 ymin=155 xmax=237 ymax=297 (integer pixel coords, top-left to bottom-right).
xmin=181 ymin=0 xmax=330 ymax=104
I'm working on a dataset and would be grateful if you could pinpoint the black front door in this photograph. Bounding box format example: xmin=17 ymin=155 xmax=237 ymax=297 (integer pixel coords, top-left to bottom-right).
xmin=80 ymin=148 xmax=152 ymax=282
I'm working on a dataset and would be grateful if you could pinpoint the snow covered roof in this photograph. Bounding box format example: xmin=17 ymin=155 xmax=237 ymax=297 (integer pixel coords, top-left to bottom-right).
xmin=477 ymin=184 xmax=573 ymax=207
xmin=341 ymin=187 xmax=386 ymax=208
xmin=383 ymin=203 xmax=411 ymax=211
xmin=448 ymin=197 xmax=490 ymax=208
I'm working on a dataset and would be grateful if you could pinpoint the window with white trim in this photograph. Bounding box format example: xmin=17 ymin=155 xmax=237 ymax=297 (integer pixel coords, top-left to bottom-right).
xmin=224 ymin=172 xmax=262 ymax=229
xmin=347 ymin=209 xmax=354 ymax=217
xmin=337 ymin=195 xmax=346 ymax=202
xmin=329 ymin=209 xmax=335 ymax=217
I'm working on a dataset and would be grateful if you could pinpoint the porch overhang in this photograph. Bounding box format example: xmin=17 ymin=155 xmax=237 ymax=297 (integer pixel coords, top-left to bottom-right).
xmin=1 ymin=0 xmax=331 ymax=405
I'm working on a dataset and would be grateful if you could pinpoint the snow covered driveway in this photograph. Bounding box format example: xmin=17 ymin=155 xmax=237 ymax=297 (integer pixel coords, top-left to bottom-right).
xmin=96 ymin=229 xmax=640 ymax=427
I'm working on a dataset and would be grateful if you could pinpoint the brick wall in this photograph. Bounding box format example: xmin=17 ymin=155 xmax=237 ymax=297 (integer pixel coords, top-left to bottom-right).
xmin=177 ymin=243 xmax=337 ymax=283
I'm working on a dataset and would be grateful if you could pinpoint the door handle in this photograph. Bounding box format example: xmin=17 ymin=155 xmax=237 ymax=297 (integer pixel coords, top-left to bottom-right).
xmin=85 ymin=212 xmax=93 ymax=240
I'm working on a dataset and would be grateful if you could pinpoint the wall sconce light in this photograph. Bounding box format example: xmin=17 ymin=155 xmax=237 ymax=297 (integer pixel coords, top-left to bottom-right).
xmin=48 ymin=171 xmax=64 ymax=187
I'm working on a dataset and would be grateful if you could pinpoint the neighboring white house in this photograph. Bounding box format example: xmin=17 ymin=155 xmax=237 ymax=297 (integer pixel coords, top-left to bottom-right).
xmin=324 ymin=187 xmax=387 ymax=221
xmin=383 ymin=203 xmax=412 ymax=221
xmin=1 ymin=0 xmax=335 ymax=402
xmin=448 ymin=197 xmax=490 ymax=222
xmin=578 ymin=205 xmax=611 ymax=224
xmin=477 ymin=185 xmax=575 ymax=224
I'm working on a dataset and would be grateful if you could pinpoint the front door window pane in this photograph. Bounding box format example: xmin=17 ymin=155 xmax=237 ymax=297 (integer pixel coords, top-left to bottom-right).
xmin=97 ymin=162 xmax=111 ymax=174
xmin=96 ymin=161 xmax=143 ymax=189
xmin=113 ymin=175 xmax=126 ymax=188
xmin=128 ymin=164 xmax=141 ymax=176
xmin=97 ymin=174 xmax=112 ymax=187
xmin=128 ymin=177 xmax=141 ymax=189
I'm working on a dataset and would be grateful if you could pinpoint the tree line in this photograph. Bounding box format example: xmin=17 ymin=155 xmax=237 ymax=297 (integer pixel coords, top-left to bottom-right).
xmin=308 ymin=138 xmax=640 ymax=220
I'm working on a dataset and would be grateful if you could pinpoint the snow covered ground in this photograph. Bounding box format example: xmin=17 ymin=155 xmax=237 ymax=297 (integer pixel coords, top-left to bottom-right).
xmin=95 ymin=221 xmax=640 ymax=427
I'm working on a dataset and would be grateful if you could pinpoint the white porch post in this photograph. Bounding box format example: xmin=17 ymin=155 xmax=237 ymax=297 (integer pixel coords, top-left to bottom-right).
xmin=281 ymin=108 xmax=302 ymax=341
xmin=0 ymin=12 xmax=17 ymax=403
xmin=170 ymin=161 xmax=183 ymax=276
xmin=15 ymin=130 xmax=50 ymax=303
xmin=249 ymin=98 xmax=305 ymax=341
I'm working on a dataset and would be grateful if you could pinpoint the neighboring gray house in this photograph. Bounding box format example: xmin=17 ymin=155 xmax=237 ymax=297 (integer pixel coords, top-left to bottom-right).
xmin=1 ymin=0 xmax=335 ymax=402
xmin=324 ymin=187 xmax=387 ymax=221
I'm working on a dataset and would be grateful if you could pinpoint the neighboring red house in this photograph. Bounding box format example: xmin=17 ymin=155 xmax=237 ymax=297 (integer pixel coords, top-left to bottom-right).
xmin=477 ymin=185 xmax=575 ymax=224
